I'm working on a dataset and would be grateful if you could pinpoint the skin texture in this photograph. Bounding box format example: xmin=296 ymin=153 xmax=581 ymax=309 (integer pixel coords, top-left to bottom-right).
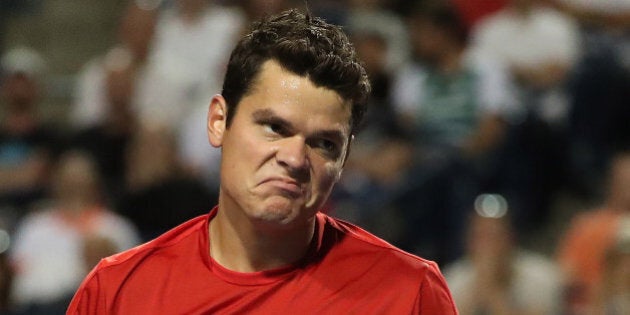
xmin=207 ymin=60 xmax=352 ymax=272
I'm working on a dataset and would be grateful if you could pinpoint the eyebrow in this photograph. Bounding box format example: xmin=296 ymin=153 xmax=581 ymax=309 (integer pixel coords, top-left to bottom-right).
xmin=252 ymin=108 xmax=286 ymax=124
xmin=252 ymin=109 xmax=295 ymax=133
xmin=251 ymin=108 xmax=348 ymax=142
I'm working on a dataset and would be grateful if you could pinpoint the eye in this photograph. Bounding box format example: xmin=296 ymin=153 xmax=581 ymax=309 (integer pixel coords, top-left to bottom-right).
xmin=314 ymin=138 xmax=340 ymax=158
xmin=263 ymin=122 xmax=287 ymax=136
xmin=320 ymin=139 xmax=336 ymax=152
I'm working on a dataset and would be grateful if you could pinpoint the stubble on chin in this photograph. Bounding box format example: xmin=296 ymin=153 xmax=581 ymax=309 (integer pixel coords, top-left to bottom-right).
xmin=250 ymin=193 xmax=320 ymax=228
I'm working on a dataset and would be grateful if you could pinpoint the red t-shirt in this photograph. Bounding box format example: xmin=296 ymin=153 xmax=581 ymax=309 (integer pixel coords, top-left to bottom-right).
xmin=67 ymin=208 xmax=458 ymax=314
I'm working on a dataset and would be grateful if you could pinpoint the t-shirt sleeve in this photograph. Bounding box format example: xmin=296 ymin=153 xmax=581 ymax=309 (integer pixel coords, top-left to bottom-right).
xmin=413 ymin=261 xmax=459 ymax=314
xmin=67 ymin=262 xmax=107 ymax=314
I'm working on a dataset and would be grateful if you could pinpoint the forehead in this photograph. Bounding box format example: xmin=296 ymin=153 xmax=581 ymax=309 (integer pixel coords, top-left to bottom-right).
xmin=242 ymin=60 xmax=352 ymax=131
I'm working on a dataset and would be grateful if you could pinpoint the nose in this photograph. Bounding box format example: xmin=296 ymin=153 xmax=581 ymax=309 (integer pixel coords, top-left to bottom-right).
xmin=276 ymin=136 xmax=309 ymax=172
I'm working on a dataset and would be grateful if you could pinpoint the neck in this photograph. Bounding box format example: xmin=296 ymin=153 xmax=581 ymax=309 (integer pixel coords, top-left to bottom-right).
xmin=209 ymin=199 xmax=316 ymax=273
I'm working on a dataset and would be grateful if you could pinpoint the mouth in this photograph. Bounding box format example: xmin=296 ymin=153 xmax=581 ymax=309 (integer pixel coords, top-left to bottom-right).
xmin=260 ymin=177 xmax=305 ymax=197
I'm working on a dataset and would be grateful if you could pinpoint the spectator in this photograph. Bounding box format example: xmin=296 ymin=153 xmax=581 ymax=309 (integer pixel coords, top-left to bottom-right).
xmin=331 ymin=30 xmax=412 ymax=241
xmin=8 ymin=151 xmax=139 ymax=309
xmin=445 ymin=194 xmax=562 ymax=315
xmin=390 ymin=1 xmax=514 ymax=264
xmin=550 ymin=0 xmax=630 ymax=200
xmin=138 ymin=0 xmax=244 ymax=191
xmin=594 ymin=215 xmax=630 ymax=315
xmin=70 ymin=54 xmax=139 ymax=202
xmin=471 ymin=0 xmax=579 ymax=120
xmin=0 ymin=47 xmax=57 ymax=214
xmin=117 ymin=123 xmax=216 ymax=241
xmin=135 ymin=0 xmax=244 ymax=131
xmin=557 ymin=151 xmax=630 ymax=314
xmin=71 ymin=0 xmax=158 ymax=128
xmin=345 ymin=0 xmax=410 ymax=72
xmin=469 ymin=0 xmax=581 ymax=232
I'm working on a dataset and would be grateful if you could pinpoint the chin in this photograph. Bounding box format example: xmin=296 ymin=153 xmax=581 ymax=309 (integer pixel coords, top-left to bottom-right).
xmin=253 ymin=200 xmax=299 ymax=222
xmin=252 ymin=199 xmax=317 ymax=228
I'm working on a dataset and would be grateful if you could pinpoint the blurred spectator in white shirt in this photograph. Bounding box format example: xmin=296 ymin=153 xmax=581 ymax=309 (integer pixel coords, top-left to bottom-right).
xmin=445 ymin=194 xmax=562 ymax=315
xmin=345 ymin=0 xmax=410 ymax=72
xmin=471 ymin=0 xmax=580 ymax=124
xmin=135 ymin=0 xmax=244 ymax=131
xmin=469 ymin=0 xmax=581 ymax=232
xmin=71 ymin=1 xmax=158 ymax=128
xmin=8 ymin=150 xmax=140 ymax=308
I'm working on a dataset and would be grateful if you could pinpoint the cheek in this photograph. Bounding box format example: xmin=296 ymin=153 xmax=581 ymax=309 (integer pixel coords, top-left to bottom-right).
xmin=316 ymin=162 xmax=342 ymax=190
xmin=222 ymin=136 xmax=256 ymax=179
xmin=225 ymin=127 xmax=265 ymax=159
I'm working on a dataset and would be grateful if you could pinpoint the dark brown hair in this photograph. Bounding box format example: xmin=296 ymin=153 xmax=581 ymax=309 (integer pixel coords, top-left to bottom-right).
xmin=221 ymin=9 xmax=370 ymax=134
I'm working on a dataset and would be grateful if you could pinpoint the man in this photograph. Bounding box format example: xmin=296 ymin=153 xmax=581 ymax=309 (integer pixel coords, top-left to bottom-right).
xmin=11 ymin=151 xmax=139 ymax=310
xmin=391 ymin=2 xmax=513 ymax=264
xmin=557 ymin=151 xmax=630 ymax=313
xmin=445 ymin=194 xmax=561 ymax=315
xmin=67 ymin=9 xmax=458 ymax=314
xmin=0 ymin=47 xmax=57 ymax=212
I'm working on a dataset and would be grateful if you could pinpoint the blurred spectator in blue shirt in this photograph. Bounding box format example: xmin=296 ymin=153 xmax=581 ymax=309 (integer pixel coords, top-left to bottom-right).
xmin=0 ymin=47 xmax=58 ymax=215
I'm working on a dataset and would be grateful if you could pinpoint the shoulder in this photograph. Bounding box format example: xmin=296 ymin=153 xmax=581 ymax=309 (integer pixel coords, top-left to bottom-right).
xmin=68 ymin=214 xmax=209 ymax=313
xmin=105 ymin=214 xmax=205 ymax=262
xmin=319 ymin=213 xmax=443 ymax=276
xmin=314 ymin=214 xmax=458 ymax=313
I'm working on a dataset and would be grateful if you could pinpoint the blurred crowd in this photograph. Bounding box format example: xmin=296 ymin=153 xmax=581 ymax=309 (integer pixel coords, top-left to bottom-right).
xmin=0 ymin=0 xmax=629 ymax=314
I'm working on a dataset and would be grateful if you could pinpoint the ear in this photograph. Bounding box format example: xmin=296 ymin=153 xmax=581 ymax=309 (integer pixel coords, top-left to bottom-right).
xmin=207 ymin=94 xmax=227 ymax=148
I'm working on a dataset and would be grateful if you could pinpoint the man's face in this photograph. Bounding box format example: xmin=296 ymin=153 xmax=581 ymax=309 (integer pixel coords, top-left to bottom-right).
xmin=208 ymin=60 xmax=351 ymax=230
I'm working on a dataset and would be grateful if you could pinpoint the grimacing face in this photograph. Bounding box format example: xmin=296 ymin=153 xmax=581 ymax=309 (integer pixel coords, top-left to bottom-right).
xmin=207 ymin=60 xmax=352 ymax=230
